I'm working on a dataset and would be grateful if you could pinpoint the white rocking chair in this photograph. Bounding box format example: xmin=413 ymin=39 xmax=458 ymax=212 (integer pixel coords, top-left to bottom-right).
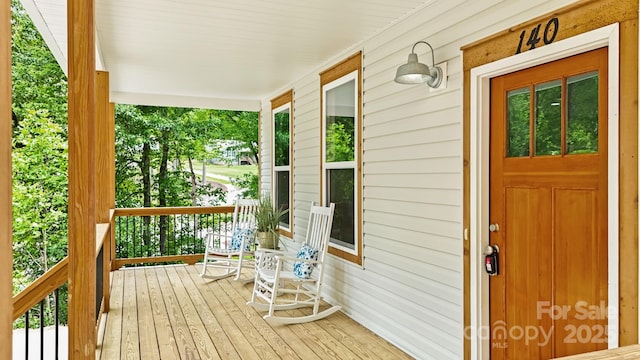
xmin=200 ymin=197 xmax=258 ymax=282
xmin=247 ymin=202 xmax=339 ymax=325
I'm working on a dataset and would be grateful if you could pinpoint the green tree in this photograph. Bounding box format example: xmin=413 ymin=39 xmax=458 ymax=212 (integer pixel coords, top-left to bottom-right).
xmin=11 ymin=0 xmax=67 ymax=127
xmin=13 ymin=110 xmax=68 ymax=282
xmin=506 ymin=90 xmax=530 ymax=157
xmin=11 ymin=0 xmax=69 ymax=291
xmin=326 ymin=118 xmax=354 ymax=162
xmin=208 ymin=110 xmax=260 ymax=164
xmin=232 ymin=173 xmax=259 ymax=198
xmin=12 ymin=110 xmax=69 ymax=327
xmin=115 ymin=106 xmax=260 ymax=211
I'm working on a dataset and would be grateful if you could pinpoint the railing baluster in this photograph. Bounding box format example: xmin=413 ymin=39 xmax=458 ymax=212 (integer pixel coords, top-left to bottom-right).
xmin=173 ymin=214 xmax=177 ymax=255
xmin=25 ymin=309 xmax=29 ymax=360
xmin=155 ymin=215 xmax=159 ymax=258
xmin=96 ymin=246 xmax=104 ymax=319
xmin=192 ymin=213 xmax=196 ymax=252
xmin=179 ymin=214 xmax=183 ymax=254
xmin=151 ymin=215 xmax=154 ymax=257
xmin=175 ymin=214 xmax=179 ymax=255
xmin=133 ymin=215 xmax=138 ymax=258
xmin=138 ymin=216 xmax=143 ymax=258
xmin=55 ymin=288 xmax=59 ymax=360
xmin=140 ymin=215 xmax=144 ymax=258
xmin=116 ymin=217 xmax=119 ymax=257
xmin=204 ymin=213 xmax=209 ymax=252
xmin=125 ymin=217 xmax=130 ymax=258
xmin=153 ymin=215 xmax=157 ymax=256
xmin=173 ymin=214 xmax=177 ymax=256
xmin=40 ymin=299 xmax=44 ymax=360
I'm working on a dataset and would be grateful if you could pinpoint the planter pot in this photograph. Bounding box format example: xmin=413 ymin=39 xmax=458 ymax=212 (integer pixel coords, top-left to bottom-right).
xmin=257 ymin=231 xmax=279 ymax=249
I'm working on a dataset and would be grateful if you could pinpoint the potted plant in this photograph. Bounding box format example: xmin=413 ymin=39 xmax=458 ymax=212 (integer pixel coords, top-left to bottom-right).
xmin=254 ymin=194 xmax=288 ymax=249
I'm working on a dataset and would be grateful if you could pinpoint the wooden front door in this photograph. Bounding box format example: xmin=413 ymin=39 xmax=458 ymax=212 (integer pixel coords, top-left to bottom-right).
xmin=489 ymin=48 xmax=608 ymax=359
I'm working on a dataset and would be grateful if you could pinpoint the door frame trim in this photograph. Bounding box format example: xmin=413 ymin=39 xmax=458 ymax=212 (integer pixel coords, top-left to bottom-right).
xmin=469 ymin=23 xmax=620 ymax=359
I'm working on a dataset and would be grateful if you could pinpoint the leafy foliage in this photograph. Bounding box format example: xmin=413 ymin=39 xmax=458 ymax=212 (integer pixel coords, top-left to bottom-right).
xmin=11 ymin=0 xmax=69 ymax=318
xmin=506 ymin=90 xmax=530 ymax=157
xmin=254 ymin=194 xmax=288 ymax=234
xmin=11 ymin=0 xmax=67 ymax=127
xmin=12 ymin=4 xmax=70 ymax=325
xmin=232 ymin=173 xmax=259 ymax=199
xmin=114 ymin=105 xmax=259 ymax=208
xmin=208 ymin=110 xmax=260 ymax=164
xmin=324 ymin=116 xmax=356 ymax=245
xmin=325 ymin=117 xmax=354 ymax=162
xmin=13 ymin=110 xmax=68 ymax=283
xmin=274 ymin=109 xmax=290 ymax=166
xmin=534 ymin=81 xmax=562 ymax=155
xmin=567 ymin=73 xmax=599 ymax=154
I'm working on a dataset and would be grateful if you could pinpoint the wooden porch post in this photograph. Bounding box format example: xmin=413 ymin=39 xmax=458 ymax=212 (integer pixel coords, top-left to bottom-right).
xmin=68 ymin=0 xmax=96 ymax=357
xmin=96 ymin=70 xmax=112 ymax=312
xmin=0 ymin=0 xmax=13 ymax=358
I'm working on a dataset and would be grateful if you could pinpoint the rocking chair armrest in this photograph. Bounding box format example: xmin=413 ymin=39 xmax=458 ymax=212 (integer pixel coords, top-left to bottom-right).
xmin=205 ymin=231 xmax=235 ymax=250
xmin=256 ymin=248 xmax=285 ymax=256
xmin=275 ymin=255 xmax=320 ymax=265
xmin=206 ymin=231 xmax=232 ymax=240
xmin=256 ymin=248 xmax=285 ymax=261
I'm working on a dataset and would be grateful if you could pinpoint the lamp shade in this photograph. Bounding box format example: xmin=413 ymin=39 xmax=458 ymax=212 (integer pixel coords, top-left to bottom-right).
xmin=395 ymin=53 xmax=431 ymax=84
xmin=394 ymin=41 xmax=443 ymax=88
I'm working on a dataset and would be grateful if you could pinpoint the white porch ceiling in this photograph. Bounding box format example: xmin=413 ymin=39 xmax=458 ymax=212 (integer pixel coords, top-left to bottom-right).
xmin=21 ymin=0 xmax=435 ymax=111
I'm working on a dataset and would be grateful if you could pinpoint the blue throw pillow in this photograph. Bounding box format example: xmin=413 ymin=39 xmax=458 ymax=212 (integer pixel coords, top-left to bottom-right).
xmin=229 ymin=227 xmax=255 ymax=251
xmin=293 ymin=244 xmax=319 ymax=279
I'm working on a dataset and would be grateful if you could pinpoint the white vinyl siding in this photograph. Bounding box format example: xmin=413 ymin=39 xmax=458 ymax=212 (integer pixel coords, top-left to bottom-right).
xmin=259 ymin=104 xmax=272 ymax=195
xmin=260 ymin=0 xmax=578 ymax=358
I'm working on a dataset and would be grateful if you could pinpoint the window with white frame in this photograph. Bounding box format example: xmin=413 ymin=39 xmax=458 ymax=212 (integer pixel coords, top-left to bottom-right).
xmin=320 ymin=53 xmax=362 ymax=265
xmin=271 ymin=90 xmax=293 ymax=236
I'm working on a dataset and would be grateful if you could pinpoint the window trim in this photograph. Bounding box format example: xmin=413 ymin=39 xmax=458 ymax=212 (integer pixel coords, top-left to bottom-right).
xmin=320 ymin=52 xmax=362 ymax=265
xmin=271 ymin=90 xmax=293 ymax=238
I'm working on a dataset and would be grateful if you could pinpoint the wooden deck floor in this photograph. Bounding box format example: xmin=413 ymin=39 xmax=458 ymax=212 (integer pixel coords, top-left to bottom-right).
xmin=96 ymin=265 xmax=413 ymax=360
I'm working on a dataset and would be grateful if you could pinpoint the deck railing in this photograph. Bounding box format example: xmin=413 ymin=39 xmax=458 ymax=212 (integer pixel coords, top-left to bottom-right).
xmin=12 ymin=219 xmax=112 ymax=360
xmin=112 ymin=206 xmax=235 ymax=268
xmin=10 ymin=206 xmax=231 ymax=358
xmin=12 ymin=257 xmax=68 ymax=360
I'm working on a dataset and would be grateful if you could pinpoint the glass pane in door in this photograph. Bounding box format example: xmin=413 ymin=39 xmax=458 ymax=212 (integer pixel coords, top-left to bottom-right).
xmin=506 ymin=87 xmax=531 ymax=157
xmin=567 ymin=71 xmax=598 ymax=154
xmin=535 ymin=80 xmax=562 ymax=156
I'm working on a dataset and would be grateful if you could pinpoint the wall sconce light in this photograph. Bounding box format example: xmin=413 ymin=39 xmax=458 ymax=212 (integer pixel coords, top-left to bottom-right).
xmin=394 ymin=41 xmax=443 ymax=88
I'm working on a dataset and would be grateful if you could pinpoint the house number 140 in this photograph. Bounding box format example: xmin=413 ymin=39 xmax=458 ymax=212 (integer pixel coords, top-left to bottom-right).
xmin=515 ymin=17 xmax=560 ymax=54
